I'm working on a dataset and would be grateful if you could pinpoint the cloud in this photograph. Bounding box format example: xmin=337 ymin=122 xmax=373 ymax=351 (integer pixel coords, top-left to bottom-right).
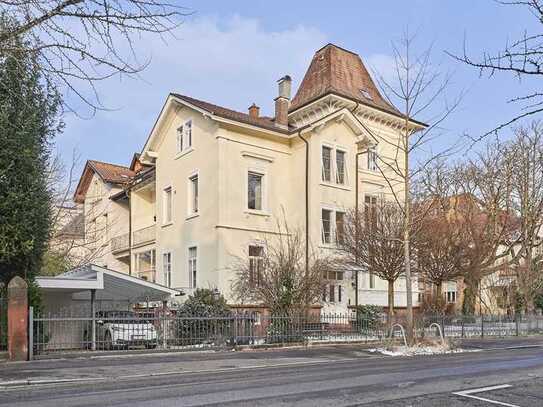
xmin=59 ymin=15 xmax=328 ymax=166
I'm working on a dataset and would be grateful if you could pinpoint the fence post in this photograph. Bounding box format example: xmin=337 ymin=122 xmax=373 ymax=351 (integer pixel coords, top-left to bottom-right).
xmin=90 ymin=289 xmax=96 ymax=351
xmin=28 ymin=306 xmax=33 ymax=361
xmin=7 ymin=276 xmax=28 ymax=361
xmin=481 ymin=315 xmax=484 ymax=338
xmin=461 ymin=316 xmax=465 ymax=338
xmin=162 ymin=301 xmax=167 ymax=350
xmin=515 ymin=313 xmax=520 ymax=337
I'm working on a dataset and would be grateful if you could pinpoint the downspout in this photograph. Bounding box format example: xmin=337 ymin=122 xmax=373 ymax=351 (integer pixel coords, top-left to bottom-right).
xmin=297 ymin=131 xmax=310 ymax=276
xmin=351 ymin=102 xmax=361 ymax=308
xmin=128 ymin=189 xmax=132 ymax=276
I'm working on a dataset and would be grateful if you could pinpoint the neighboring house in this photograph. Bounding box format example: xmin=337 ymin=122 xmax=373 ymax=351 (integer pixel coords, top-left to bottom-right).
xmin=74 ymin=159 xmax=136 ymax=273
xmin=74 ymin=44 xmax=423 ymax=312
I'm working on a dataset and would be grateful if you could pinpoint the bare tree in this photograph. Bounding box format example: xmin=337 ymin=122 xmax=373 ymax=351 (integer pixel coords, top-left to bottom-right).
xmin=414 ymin=201 xmax=467 ymax=298
xmin=339 ymin=202 xmax=405 ymax=324
xmin=230 ymin=222 xmax=334 ymax=316
xmin=362 ymin=29 xmax=462 ymax=342
xmin=41 ymin=151 xmax=115 ymax=274
xmin=420 ymin=146 xmax=520 ymax=314
xmin=505 ymin=122 xmax=543 ymax=312
xmin=0 ymin=0 xmax=190 ymax=114
xmin=450 ymin=1 xmax=543 ymax=138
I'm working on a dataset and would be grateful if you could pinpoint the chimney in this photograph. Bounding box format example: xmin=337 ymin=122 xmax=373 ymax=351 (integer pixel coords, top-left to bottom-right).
xmin=248 ymin=103 xmax=260 ymax=118
xmin=274 ymin=75 xmax=291 ymax=129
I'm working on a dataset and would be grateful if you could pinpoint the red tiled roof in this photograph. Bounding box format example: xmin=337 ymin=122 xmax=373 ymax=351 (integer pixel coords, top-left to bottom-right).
xmin=88 ymin=160 xmax=136 ymax=184
xmin=172 ymin=93 xmax=291 ymax=134
xmin=290 ymin=44 xmax=401 ymax=117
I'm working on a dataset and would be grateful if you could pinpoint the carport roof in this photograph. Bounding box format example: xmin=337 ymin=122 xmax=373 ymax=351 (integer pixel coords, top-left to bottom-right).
xmin=36 ymin=265 xmax=180 ymax=302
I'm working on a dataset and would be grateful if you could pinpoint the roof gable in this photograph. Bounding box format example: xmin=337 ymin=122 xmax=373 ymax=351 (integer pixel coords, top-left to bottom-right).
xmin=74 ymin=160 xmax=135 ymax=203
xmin=290 ymin=44 xmax=400 ymax=117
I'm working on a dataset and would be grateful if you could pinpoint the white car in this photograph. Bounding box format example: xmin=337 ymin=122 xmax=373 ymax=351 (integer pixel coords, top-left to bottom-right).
xmin=92 ymin=311 xmax=158 ymax=350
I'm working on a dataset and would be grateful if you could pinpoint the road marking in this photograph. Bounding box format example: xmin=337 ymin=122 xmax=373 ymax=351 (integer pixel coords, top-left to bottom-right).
xmin=453 ymin=384 xmax=519 ymax=407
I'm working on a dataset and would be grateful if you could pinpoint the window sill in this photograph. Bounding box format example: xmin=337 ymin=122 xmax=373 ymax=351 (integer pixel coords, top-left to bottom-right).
xmin=186 ymin=213 xmax=200 ymax=221
xmin=244 ymin=209 xmax=270 ymax=217
xmin=319 ymin=244 xmax=341 ymax=250
xmin=320 ymin=182 xmax=351 ymax=191
xmin=174 ymin=147 xmax=194 ymax=160
xmin=161 ymin=222 xmax=173 ymax=228
xmin=358 ymin=168 xmax=380 ymax=176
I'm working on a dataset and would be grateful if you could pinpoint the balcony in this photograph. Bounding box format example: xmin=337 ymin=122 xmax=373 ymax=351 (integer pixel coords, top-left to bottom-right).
xmin=111 ymin=233 xmax=129 ymax=253
xmin=132 ymin=224 xmax=156 ymax=247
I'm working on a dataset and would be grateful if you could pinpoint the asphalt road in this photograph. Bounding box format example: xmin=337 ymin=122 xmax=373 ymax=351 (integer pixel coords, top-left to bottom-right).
xmin=1 ymin=343 xmax=543 ymax=406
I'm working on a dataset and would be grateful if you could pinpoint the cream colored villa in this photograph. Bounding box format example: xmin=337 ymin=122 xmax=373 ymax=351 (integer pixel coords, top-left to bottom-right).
xmin=74 ymin=44 xmax=426 ymax=312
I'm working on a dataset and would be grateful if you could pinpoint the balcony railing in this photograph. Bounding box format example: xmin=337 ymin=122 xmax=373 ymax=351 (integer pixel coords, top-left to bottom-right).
xmin=132 ymin=224 xmax=156 ymax=247
xmin=111 ymin=233 xmax=129 ymax=253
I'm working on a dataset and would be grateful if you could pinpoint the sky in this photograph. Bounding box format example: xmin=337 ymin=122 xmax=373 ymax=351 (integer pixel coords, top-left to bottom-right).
xmin=57 ymin=1 xmax=540 ymax=170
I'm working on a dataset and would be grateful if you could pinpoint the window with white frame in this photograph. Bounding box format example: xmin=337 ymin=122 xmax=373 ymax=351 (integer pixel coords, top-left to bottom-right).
xmin=367 ymin=147 xmax=378 ymax=171
xmin=335 ymin=149 xmax=346 ymax=184
xmin=247 ymin=171 xmax=263 ymax=211
xmin=189 ymin=174 xmax=198 ymax=215
xmin=321 ymin=146 xmax=332 ymax=182
xmin=176 ymin=119 xmax=193 ymax=154
xmin=163 ymin=252 xmax=172 ymax=287
xmin=188 ymin=246 xmax=197 ymax=288
xmin=335 ymin=211 xmax=345 ymax=245
xmin=321 ymin=209 xmax=332 ymax=244
xmin=185 ymin=120 xmax=192 ymax=149
xmin=163 ymin=186 xmax=172 ymax=224
xmin=446 ymin=281 xmax=457 ymax=303
xmin=321 ymin=208 xmax=345 ymax=245
xmin=364 ymin=194 xmax=379 ymax=211
xmin=248 ymin=245 xmax=264 ymax=287
xmin=322 ymin=145 xmax=348 ymax=185
xmin=369 ymin=271 xmax=375 ymax=289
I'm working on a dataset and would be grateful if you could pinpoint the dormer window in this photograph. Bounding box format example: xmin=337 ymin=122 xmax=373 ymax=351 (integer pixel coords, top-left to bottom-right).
xmin=360 ymin=88 xmax=372 ymax=100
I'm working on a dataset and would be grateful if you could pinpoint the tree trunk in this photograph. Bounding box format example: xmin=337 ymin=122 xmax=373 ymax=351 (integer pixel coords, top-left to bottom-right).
xmin=387 ymin=280 xmax=395 ymax=325
xmin=403 ymin=123 xmax=414 ymax=345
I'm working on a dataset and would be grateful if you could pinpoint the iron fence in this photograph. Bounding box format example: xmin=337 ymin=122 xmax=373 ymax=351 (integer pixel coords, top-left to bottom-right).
xmin=29 ymin=309 xmax=543 ymax=358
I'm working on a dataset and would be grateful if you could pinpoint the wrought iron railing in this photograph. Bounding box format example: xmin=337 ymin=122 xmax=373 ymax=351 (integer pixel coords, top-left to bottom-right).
xmin=28 ymin=309 xmax=543 ymax=358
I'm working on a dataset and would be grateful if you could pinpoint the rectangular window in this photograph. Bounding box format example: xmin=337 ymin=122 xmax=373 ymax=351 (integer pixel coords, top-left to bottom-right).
xmin=367 ymin=147 xmax=378 ymax=172
xmin=248 ymin=172 xmax=263 ymax=210
xmin=329 ymin=284 xmax=335 ymax=303
xmin=176 ymin=126 xmax=183 ymax=153
xmin=365 ymin=194 xmax=379 ymax=211
xmin=163 ymin=252 xmax=172 ymax=288
xmin=335 ymin=211 xmax=345 ymax=245
xmin=189 ymin=174 xmax=198 ymax=214
xmin=338 ymin=285 xmax=342 ymax=303
xmin=185 ymin=120 xmax=192 ymax=148
xmin=248 ymin=245 xmax=264 ymax=287
xmin=446 ymin=291 xmax=457 ymax=303
xmin=336 ymin=150 xmax=346 ymax=184
xmin=322 ymin=146 xmax=332 ymax=182
xmin=369 ymin=271 xmax=375 ymax=289
xmin=321 ymin=209 xmax=332 ymax=244
xmin=135 ymin=249 xmax=156 ymax=283
xmin=188 ymin=247 xmax=197 ymax=288
xmin=163 ymin=186 xmax=172 ymax=224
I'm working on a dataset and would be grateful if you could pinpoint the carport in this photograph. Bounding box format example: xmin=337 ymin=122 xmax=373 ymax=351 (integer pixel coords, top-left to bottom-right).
xmin=35 ymin=264 xmax=180 ymax=351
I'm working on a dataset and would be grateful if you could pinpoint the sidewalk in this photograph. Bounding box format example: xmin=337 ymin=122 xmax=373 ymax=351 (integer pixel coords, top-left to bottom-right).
xmin=1 ymin=337 xmax=542 ymax=388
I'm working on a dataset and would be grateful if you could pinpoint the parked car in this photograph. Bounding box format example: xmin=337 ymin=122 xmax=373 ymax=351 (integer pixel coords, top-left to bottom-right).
xmin=84 ymin=311 xmax=158 ymax=350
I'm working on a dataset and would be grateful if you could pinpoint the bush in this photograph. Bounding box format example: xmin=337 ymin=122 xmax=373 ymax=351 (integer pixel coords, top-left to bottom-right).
xmin=354 ymin=305 xmax=383 ymax=332
xmin=175 ymin=289 xmax=232 ymax=346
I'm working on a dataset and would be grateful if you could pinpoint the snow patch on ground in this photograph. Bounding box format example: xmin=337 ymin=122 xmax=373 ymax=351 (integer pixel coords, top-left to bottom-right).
xmin=368 ymin=345 xmax=479 ymax=357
